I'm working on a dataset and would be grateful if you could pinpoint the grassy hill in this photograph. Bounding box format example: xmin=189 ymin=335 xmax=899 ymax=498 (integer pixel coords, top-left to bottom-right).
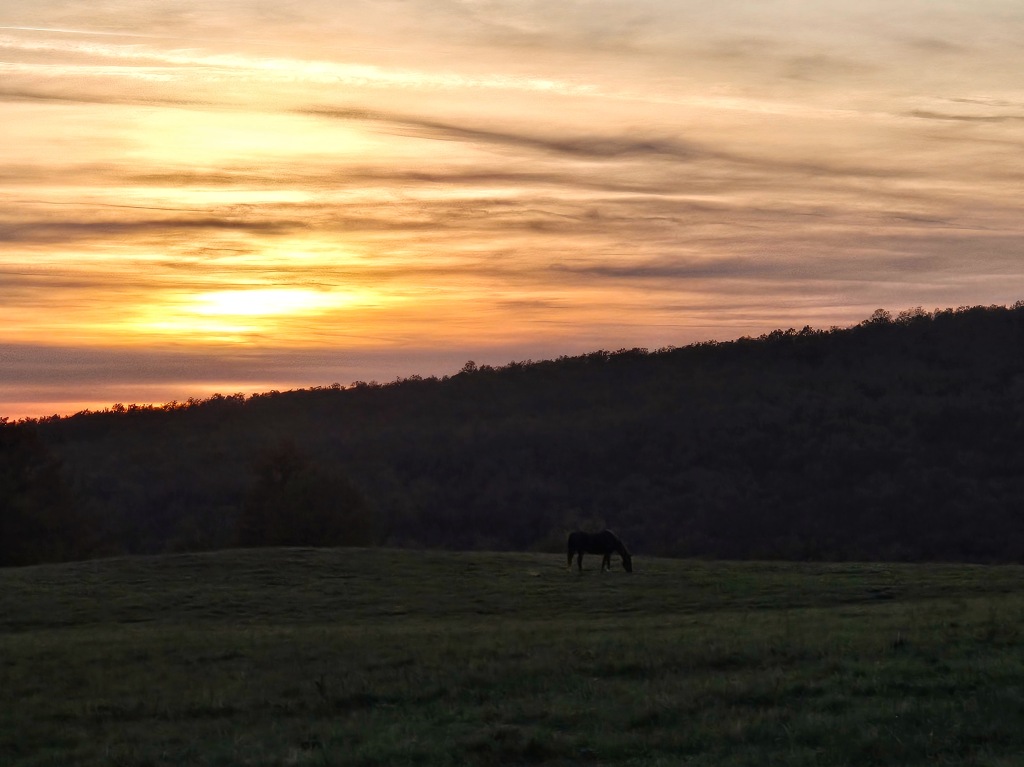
xmin=3 ymin=547 xmax=1024 ymax=765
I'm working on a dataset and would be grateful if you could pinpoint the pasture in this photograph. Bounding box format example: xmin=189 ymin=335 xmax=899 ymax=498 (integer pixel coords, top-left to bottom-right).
xmin=2 ymin=548 xmax=1024 ymax=766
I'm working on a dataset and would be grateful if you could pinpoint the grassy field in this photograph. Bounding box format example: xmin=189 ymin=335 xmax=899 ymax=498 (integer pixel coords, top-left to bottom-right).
xmin=2 ymin=548 xmax=1024 ymax=766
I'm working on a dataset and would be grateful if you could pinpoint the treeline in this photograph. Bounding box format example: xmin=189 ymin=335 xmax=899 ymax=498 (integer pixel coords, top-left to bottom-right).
xmin=5 ymin=302 xmax=1024 ymax=567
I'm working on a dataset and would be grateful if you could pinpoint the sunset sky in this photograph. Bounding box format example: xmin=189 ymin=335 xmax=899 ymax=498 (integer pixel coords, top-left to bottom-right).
xmin=3 ymin=1 xmax=1024 ymax=419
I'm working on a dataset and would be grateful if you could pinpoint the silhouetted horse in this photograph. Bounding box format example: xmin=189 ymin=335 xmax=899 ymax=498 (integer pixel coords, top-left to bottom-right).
xmin=567 ymin=530 xmax=632 ymax=572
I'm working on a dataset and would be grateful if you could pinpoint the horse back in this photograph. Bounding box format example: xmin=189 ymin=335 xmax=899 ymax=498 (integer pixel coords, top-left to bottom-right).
xmin=568 ymin=530 xmax=619 ymax=555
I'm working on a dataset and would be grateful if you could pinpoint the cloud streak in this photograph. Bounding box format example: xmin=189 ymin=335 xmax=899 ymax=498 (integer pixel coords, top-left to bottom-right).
xmin=301 ymin=104 xmax=957 ymax=186
xmin=0 ymin=217 xmax=302 ymax=244
xmin=304 ymin=107 xmax=713 ymax=161
xmin=909 ymin=109 xmax=1024 ymax=123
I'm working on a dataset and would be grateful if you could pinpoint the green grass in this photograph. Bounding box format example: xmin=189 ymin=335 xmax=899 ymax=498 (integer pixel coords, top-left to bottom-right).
xmin=2 ymin=549 xmax=1024 ymax=766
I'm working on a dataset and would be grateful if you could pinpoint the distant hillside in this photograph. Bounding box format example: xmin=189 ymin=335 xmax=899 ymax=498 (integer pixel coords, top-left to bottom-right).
xmin=5 ymin=302 xmax=1024 ymax=566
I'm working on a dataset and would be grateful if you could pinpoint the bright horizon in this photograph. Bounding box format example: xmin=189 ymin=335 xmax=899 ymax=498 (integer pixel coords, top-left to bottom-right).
xmin=3 ymin=1 xmax=1024 ymax=419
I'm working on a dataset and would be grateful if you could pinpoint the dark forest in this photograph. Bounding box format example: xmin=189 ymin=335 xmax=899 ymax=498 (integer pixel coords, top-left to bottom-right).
xmin=4 ymin=302 xmax=1024 ymax=567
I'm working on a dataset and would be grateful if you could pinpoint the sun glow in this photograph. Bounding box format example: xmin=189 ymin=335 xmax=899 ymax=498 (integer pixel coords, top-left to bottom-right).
xmin=192 ymin=288 xmax=347 ymax=317
xmin=121 ymin=287 xmax=378 ymax=344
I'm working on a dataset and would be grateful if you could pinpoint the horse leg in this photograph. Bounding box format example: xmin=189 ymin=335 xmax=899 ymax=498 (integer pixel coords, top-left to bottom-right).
xmin=577 ymin=552 xmax=583 ymax=572
xmin=567 ymin=549 xmax=574 ymax=570
xmin=602 ymin=552 xmax=611 ymax=571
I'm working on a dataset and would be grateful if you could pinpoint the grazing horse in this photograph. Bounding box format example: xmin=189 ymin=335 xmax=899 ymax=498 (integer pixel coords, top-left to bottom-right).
xmin=567 ymin=530 xmax=633 ymax=572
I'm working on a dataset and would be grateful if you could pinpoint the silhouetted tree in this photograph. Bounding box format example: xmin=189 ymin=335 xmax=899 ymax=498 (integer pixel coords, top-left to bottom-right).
xmin=237 ymin=440 xmax=372 ymax=547
xmin=0 ymin=420 xmax=81 ymax=566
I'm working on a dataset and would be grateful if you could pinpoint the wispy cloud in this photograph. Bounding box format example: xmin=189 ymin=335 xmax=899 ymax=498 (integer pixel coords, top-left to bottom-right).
xmin=302 ymin=104 xmax=934 ymax=186
xmin=908 ymin=109 xmax=1024 ymax=123
xmin=0 ymin=216 xmax=302 ymax=244
xmin=0 ymin=79 xmax=209 ymax=107
xmin=304 ymin=106 xmax=713 ymax=160
xmin=0 ymin=30 xmax=601 ymax=98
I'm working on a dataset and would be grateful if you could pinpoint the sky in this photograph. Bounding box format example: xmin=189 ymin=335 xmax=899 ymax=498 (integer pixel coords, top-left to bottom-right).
xmin=2 ymin=1 xmax=1024 ymax=419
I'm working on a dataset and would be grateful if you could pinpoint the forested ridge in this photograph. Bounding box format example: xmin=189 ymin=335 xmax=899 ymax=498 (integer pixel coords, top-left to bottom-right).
xmin=5 ymin=303 xmax=1024 ymax=567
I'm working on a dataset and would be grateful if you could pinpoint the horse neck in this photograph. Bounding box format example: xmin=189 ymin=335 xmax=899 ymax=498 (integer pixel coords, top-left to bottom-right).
xmin=607 ymin=533 xmax=628 ymax=556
